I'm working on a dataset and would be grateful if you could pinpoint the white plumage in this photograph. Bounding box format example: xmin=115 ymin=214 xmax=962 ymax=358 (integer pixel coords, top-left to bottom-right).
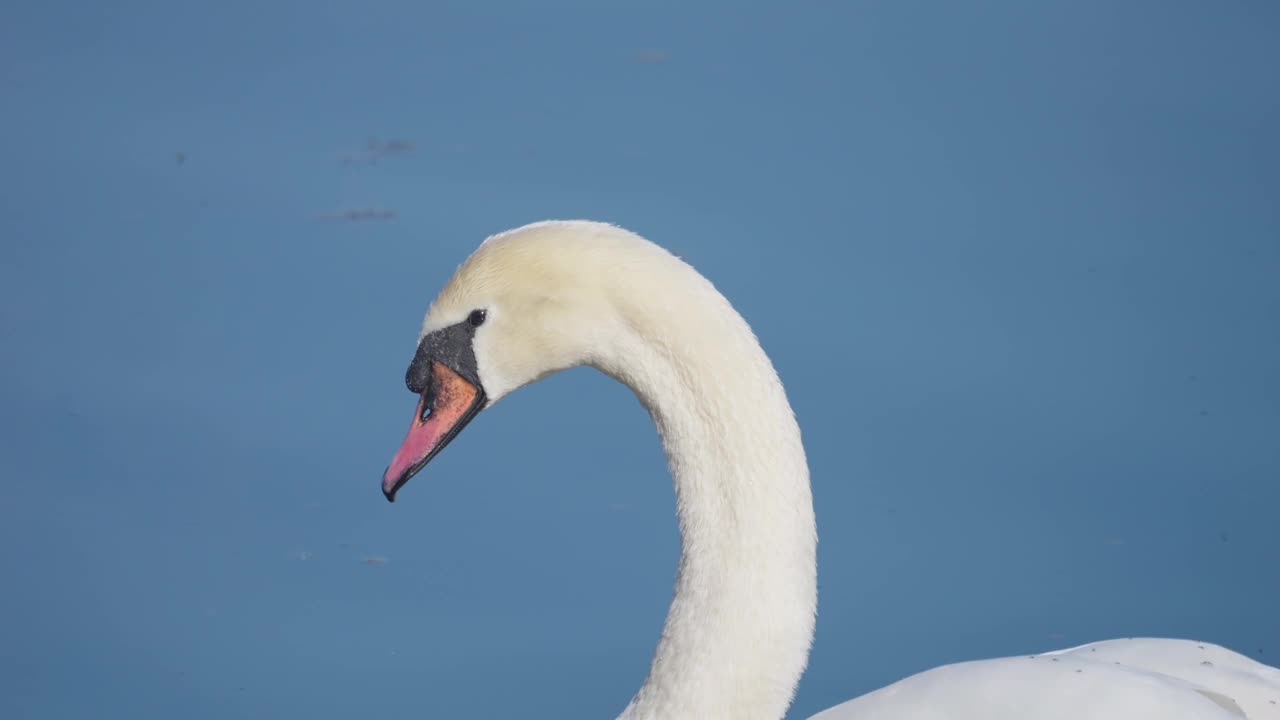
xmin=402 ymin=220 xmax=1279 ymax=719
xmin=812 ymin=639 xmax=1280 ymax=719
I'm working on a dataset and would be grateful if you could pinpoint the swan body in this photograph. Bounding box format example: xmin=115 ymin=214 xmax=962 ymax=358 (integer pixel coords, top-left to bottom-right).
xmin=812 ymin=638 xmax=1280 ymax=720
xmin=381 ymin=220 xmax=1279 ymax=719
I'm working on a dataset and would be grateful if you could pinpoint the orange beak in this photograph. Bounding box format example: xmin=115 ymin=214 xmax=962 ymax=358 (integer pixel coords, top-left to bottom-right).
xmin=382 ymin=360 xmax=485 ymax=502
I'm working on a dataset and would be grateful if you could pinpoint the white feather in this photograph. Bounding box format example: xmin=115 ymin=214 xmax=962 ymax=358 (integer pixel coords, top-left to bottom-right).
xmin=414 ymin=220 xmax=1279 ymax=719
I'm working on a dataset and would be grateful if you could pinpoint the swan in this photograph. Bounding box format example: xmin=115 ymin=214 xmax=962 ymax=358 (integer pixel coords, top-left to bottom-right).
xmin=380 ymin=220 xmax=1279 ymax=719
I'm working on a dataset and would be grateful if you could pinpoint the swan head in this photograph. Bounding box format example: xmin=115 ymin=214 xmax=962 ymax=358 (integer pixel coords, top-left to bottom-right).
xmin=381 ymin=220 xmax=664 ymax=501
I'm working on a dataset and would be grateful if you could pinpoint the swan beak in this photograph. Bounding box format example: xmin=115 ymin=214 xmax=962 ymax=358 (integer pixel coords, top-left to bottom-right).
xmin=382 ymin=360 xmax=485 ymax=502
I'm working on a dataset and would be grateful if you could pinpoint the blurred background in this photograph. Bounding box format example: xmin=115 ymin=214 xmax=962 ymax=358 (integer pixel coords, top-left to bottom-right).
xmin=2 ymin=1 xmax=1277 ymax=718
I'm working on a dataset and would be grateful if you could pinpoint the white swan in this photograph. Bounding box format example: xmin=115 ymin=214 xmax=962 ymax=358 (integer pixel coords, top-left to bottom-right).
xmin=381 ymin=220 xmax=1279 ymax=719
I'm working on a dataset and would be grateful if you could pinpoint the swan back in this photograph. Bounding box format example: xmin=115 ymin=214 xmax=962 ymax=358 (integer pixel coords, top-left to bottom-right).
xmin=809 ymin=639 xmax=1280 ymax=720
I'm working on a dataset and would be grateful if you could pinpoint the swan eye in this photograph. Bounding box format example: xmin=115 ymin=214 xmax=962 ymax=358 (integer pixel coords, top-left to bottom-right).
xmin=467 ymin=309 xmax=487 ymax=327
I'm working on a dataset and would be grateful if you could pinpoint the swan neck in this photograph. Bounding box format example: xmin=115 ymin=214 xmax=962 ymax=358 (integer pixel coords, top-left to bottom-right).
xmin=602 ymin=289 xmax=817 ymax=720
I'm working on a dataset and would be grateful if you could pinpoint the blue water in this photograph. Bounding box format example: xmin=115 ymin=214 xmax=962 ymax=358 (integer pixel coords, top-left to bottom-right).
xmin=2 ymin=2 xmax=1277 ymax=717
